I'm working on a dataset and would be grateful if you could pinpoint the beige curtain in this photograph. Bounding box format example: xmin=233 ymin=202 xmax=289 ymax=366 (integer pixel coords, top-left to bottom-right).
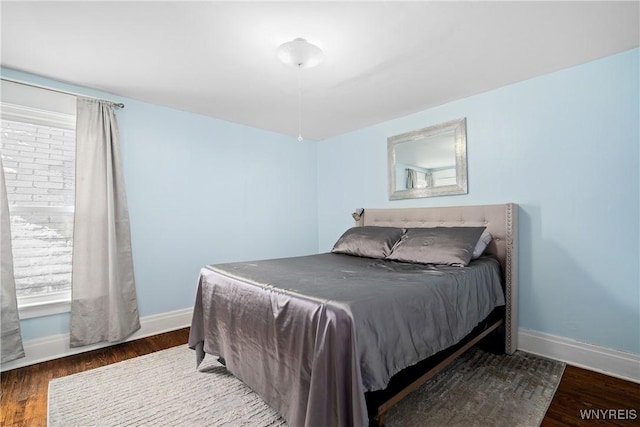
xmin=1 ymin=156 xmax=25 ymax=363
xmin=425 ymin=171 xmax=434 ymax=188
xmin=406 ymin=168 xmax=417 ymax=189
xmin=70 ymin=98 xmax=139 ymax=347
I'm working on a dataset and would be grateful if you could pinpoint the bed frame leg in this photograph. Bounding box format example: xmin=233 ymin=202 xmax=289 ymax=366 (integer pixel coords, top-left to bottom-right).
xmin=371 ymin=412 xmax=386 ymax=427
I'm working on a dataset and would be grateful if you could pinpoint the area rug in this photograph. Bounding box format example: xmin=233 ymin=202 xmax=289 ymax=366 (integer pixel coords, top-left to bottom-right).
xmin=48 ymin=345 xmax=564 ymax=427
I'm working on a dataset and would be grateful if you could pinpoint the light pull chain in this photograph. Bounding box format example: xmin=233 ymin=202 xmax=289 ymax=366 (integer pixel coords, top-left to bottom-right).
xmin=276 ymin=38 xmax=323 ymax=142
xmin=297 ymin=64 xmax=303 ymax=142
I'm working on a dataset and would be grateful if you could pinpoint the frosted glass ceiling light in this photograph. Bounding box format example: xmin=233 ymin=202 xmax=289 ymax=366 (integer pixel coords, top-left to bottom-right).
xmin=277 ymin=38 xmax=323 ymax=141
xmin=277 ymin=38 xmax=324 ymax=68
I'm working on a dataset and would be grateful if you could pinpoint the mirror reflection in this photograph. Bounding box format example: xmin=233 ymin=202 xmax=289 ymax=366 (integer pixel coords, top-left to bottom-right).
xmin=388 ymin=118 xmax=467 ymax=200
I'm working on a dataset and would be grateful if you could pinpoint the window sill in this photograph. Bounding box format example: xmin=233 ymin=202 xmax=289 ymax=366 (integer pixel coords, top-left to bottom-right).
xmin=18 ymin=291 xmax=71 ymax=319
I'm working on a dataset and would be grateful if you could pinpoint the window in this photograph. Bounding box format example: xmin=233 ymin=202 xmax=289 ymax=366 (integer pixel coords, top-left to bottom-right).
xmin=0 ymin=80 xmax=76 ymax=318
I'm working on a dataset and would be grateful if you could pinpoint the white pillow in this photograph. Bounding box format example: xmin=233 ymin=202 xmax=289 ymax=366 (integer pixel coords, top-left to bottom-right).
xmin=472 ymin=230 xmax=493 ymax=259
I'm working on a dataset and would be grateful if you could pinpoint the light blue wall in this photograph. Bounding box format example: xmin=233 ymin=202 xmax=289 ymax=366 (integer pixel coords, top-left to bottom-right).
xmin=1 ymin=68 xmax=319 ymax=340
xmin=317 ymin=48 xmax=640 ymax=354
xmin=4 ymin=48 xmax=639 ymax=354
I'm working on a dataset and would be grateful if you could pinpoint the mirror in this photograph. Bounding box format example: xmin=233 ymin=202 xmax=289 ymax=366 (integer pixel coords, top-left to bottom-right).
xmin=388 ymin=118 xmax=468 ymax=200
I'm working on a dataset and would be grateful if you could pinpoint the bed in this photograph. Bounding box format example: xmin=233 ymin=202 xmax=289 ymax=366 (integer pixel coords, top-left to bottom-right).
xmin=188 ymin=203 xmax=518 ymax=427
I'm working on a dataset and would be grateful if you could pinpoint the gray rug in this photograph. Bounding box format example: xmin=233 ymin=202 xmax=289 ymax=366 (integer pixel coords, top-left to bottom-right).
xmin=48 ymin=345 xmax=564 ymax=427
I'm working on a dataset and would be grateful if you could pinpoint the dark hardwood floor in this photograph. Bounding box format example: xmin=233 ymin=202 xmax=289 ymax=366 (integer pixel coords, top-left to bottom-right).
xmin=541 ymin=364 xmax=639 ymax=427
xmin=0 ymin=328 xmax=190 ymax=427
xmin=1 ymin=328 xmax=638 ymax=426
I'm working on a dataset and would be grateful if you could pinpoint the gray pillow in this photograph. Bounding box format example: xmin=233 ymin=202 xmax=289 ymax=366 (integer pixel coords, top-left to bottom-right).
xmin=387 ymin=226 xmax=486 ymax=267
xmin=331 ymin=226 xmax=405 ymax=259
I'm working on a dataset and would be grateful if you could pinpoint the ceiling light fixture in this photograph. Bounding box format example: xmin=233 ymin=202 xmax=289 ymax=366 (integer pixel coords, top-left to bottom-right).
xmin=277 ymin=38 xmax=323 ymax=141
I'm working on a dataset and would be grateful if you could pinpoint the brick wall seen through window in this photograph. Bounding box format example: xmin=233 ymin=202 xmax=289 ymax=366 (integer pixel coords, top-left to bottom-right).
xmin=1 ymin=119 xmax=75 ymax=299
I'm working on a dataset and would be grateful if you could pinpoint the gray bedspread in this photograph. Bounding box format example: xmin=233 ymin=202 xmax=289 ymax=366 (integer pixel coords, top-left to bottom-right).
xmin=188 ymin=253 xmax=504 ymax=427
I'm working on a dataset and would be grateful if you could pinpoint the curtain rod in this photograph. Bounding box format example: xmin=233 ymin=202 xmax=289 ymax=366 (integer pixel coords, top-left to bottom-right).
xmin=0 ymin=77 xmax=125 ymax=108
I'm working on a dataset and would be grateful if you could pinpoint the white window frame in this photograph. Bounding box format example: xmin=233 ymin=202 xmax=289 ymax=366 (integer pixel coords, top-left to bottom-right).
xmin=18 ymin=291 xmax=72 ymax=319
xmin=1 ymin=102 xmax=76 ymax=319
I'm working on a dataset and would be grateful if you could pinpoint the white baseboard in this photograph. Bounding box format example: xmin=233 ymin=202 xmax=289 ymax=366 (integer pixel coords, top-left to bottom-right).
xmin=518 ymin=328 xmax=640 ymax=384
xmin=4 ymin=315 xmax=638 ymax=384
xmin=0 ymin=307 xmax=193 ymax=372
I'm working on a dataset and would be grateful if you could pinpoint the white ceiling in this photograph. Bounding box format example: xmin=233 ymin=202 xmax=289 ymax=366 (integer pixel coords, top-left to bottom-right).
xmin=1 ymin=1 xmax=638 ymax=141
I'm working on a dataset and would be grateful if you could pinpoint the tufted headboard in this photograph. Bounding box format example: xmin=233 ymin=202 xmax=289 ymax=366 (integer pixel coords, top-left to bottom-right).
xmin=354 ymin=203 xmax=518 ymax=354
